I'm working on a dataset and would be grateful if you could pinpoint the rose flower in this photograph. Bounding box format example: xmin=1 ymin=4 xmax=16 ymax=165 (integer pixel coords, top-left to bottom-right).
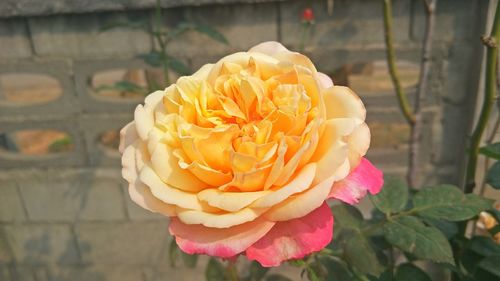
xmin=120 ymin=41 xmax=383 ymax=267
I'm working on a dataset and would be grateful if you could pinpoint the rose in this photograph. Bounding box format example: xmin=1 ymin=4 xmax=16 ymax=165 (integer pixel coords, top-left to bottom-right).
xmin=120 ymin=41 xmax=383 ymax=267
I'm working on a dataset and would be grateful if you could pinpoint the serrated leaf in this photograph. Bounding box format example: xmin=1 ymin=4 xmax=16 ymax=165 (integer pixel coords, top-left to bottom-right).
xmin=370 ymin=176 xmax=409 ymax=213
xmin=193 ymin=23 xmax=229 ymax=44
xmin=167 ymin=56 xmax=191 ymax=75
xmin=383 ymin=216 xmax=454 ymax=264
xmin=205 ymin=258 xmax=227 ymax=281
xmin=479 ymin=142 xmax=500 ymax=160
xmin=331 ymin=203 xmax=363 ymax=230
xmin=422 ymin=218 xmax=458 ymax=239
xmin=265 ymin=274 xmax=293 ymax=281
xmin=320 ymin=257 xmax=352 ymax=281
xmin=181 ymin=252 xmax=198 ymax=268
xmin=486 ymin=161 xmax=500 ymax=189
xmin=344 ymin=232 xmax=384 ymax=277
xmin=138 ymin=51 xmax=163 ymax=67
xmin=478 ymin=255 xmax=500 ymax=277
xmin=395 ymin=263 xmax=432 ymax=281
xmin=413 ymin=184 xmax=492 ymax=221
xmin=469 ymin=236 xmax=500 ymax=257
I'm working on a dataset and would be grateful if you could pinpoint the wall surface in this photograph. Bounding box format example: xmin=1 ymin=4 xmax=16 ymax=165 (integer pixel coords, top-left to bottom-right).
xmin=0 ymin=0 xmax=493 ymax=280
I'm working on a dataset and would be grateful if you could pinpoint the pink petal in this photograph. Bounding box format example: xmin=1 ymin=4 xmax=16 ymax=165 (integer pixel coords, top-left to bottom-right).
xmin=169 ymin=217 xmax=275 ymax=258
xmin=328 ymin=158 xmax=383 ymax=204
xmin=245 ymin=203 xmax=333 ymax=267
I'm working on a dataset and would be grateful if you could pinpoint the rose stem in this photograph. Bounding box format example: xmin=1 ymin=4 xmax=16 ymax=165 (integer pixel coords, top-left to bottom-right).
xmin=464 ymin=1 xmax=500 ymax=194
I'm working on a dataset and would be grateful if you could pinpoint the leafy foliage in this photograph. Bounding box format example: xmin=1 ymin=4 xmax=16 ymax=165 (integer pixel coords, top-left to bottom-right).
xmin=479 ymin=142 xmax=500 ymax=160
xmin=206 ymin=258 xmax=227 ymax=281
xmin=383 ymin=216 xmax=454 ymax=264
xmin=486 ymin=161 xmax=500 ymax=189
xmin=370 ymin=175 xmax=409 ymax=214
xmin=394 ymin=263 xmax=432 ymax=281
xmin=412 ymin=185 xmax=492 ymax=221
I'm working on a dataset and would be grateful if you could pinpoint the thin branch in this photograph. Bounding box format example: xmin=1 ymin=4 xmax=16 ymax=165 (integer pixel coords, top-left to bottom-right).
xmin=464 ymin=1 xmax=500 ymax=194
xmin=383 ymin=0 xmax=416 ymax=125
xmin=407 ymin=0 xmax=436 ymax=188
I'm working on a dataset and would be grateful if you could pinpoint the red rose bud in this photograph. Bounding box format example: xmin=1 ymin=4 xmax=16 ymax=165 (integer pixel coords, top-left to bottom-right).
xmin=302 ymin=8 xmax=314 ymax=22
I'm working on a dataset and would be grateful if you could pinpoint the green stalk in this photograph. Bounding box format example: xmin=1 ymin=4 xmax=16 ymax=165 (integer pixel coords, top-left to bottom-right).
xmin=464 ymin=1 xmax=500 ymax=194
xmin=153 ymin=0 xmax=170 ymax=86
xmin=382 ymin=0 xmax=416 ymax=126
xmin=226 ymin=261 xmax=239 ymax=281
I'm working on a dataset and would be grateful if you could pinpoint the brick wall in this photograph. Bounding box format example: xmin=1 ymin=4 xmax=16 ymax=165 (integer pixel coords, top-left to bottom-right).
xmin=0 ymin=0 xmax=492 ymax=280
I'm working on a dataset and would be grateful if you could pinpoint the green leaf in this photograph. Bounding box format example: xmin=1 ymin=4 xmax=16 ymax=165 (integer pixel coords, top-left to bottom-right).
xmin=370 ymin=176 xmax=409 ymax=213
xmin=169 ymin=22 xmax=193 ymax=38
xmin=193 ymin=23 xmax=229 ymax=44
xmin=489 ymin=224 xmax=500 ymax=236
xmin=168 ymin=239 xmax=178 ymax=267
xmin=478 ymin=255 xmax=500 ymax=277
xmin=245 ymin=261 xmax=269 ymax=281
xmin=95 ymin=81 xmax=147 ymax=95
xmin=343 ymin=232 xmax=384 ymax=277
xmin=265 ymin=274 xmax=293 ymax=281
xmin=48 ymin=136 xmax=73 ymax=153
xmin=413 ymin=184 xmax=492 ymax=221
xmin=181 ymin=252 xmax=198 ymax=268
xmin=383 ymin=216 xmax=454 ymax=264
xmin=330 ymin=203 xmax=363 ymax=230
xmin=320 ymin=257 xmax=352 ymax=281
xmin=167 ymin=56 xmax=191 ymax=75
xmin=138 ymin=51 xmax=163 ymax=67
xmin=422 ymin=218 xmax=458 ymax=239
xmin=306 ymin=266 xmax=321 ymax=281
xmin=395 ymin=263 xmax=432 ymax=281
xmin=469 ymin=236 xmax=500 ymax=257
xmin=479 ymin=142 xmax=500 ymax=160
xmin=205 ymin=258 xmax=227 ymax=281
xmin=486 ymin=161 xmax=500 ymax=189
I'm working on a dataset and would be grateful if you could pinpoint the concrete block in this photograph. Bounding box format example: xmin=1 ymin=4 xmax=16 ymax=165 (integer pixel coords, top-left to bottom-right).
xmin=79 ymin=114 xmax=132 ymax=167
xmin=0 ymin=265 xmax=35 ymax=281
xmin=2 ymin=224 xmax=79 ymax=265
xmin=77 ymin=177 xmax=127 ymax=221
xmin=410 ymin=0 xmax=479 ymax=42
xmin=0 ymin=182 xmax=26 ymax=222
xmin=73 ymin=58 xmax=147 ymax=114
xmin=28 ymin=11 xmax=152 ymax=59
xmin=44 ymin=265 xmax=145 ymax=281
xmin=280 ymin=0 xmax=411 ymax=50
xmin=167 ymin=2 xmax=278 ymax=58
xmin=17 ymin=169 xmax=126 ymax=222
xmin=0 ymin=59 xmax=78 ymax=117
xmin=75 ymin=221 xmax=169 ymax=264
xmin=0 ymin=18 xmax=32 ymax=59
xmin=0 ymin=117 xmax=87 ymax=169
xmin=0 ymin=227 xmax=13 ymax=263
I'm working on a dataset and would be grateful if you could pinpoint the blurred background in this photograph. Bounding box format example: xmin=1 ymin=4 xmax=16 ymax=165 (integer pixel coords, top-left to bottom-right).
xmin=0 ymin=0 xmax=498 ymax=280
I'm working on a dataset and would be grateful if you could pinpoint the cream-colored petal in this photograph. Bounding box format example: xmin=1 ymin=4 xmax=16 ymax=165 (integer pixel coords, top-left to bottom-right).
xmin=192 ymin=64 xmax=214 ymax=80
xmin=323 ymin=86 xmax=366 ymax=121
xmin=128 ymin=182 xmax=177 ymax=217
xmin=197 ymin=189 xmax=271 ymax=212
xmin=151 ymin=143 xmax=207 ymax=192
xmin=119 ymin=121 xmax=138 ymax=154
xmin=139 ymin=164 xmax=205 ymax=211
xmin=347 ymin=122 xmax=371 ymax=169
xmin=264 ymin=174 xmax=334 ymax=221
xmin=252 ymin=163 xmax=316 ymax=208
xmin=121 ymin=144 xmax=138 ymax=184
xmin=317 ymin=72 xmax=333 ymax=90
xmin=177 ymin=207 xmax=267 ymax=228
xmin=248 ymin=41 xmax=290 ymax=56
xmin=179 ymin=160 xmax=233 ymax=187
xmin=134 ymin=104 xmax=153 ymax=140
